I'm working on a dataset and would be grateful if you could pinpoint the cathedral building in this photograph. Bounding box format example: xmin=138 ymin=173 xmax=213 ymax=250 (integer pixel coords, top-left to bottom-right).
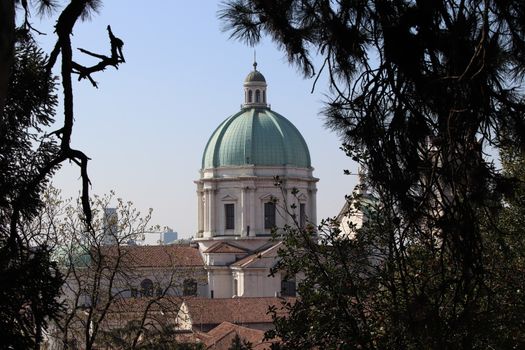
xmin=195 ymin=62 xmax=318 ymax=299
xmin=50 ymin=62 xmax=318 ymax=349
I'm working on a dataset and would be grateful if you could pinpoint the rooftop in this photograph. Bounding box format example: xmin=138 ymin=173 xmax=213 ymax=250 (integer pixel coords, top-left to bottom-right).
xmin=101 ymin=244 xmax=204 ymax=268
xmin=203 ymin=321 xmax=274 ymax=350
xmin=184 ymin=297 xmax=293 ymax=326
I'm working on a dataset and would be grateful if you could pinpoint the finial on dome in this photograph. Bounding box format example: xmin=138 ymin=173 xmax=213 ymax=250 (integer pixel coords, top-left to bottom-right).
xmin=243 ymin=53 xmax=268 ymax=108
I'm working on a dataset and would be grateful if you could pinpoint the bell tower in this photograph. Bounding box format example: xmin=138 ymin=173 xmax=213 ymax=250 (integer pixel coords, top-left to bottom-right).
xmin=243 ymin=60 xmax=268 ymax=108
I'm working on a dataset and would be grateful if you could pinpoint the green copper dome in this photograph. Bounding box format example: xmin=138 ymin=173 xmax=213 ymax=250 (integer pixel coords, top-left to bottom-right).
xmin=202 ymin=107 xmax=311 ymax=169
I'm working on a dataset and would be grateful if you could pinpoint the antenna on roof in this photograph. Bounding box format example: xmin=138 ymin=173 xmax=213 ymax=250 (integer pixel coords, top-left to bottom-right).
xmin=253 ymin=49 xmax=257 ymax=71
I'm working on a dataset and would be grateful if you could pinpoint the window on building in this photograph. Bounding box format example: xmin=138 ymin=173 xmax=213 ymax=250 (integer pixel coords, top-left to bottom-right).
xmin=233 ymin=278 xmax=238 ymax=297
xmin=281 ymin=279 xmax=296 ymax=297
xmin=263 ymin=90 xmax=266 ymax=103
xmin=255 ymin=89 xmax=261 ymax=102
xmin=264 ymin=202 xmax=276 ymax=229
xmin=225 ymin=203 xmax=235 ymax=230
xmin=300 ymin=203 xmax=306 ymax=228
xmin=183 ymin=278 xmax=198 ymax=296
xmin=140 ymin=278 xmax=154 ymax=297
xmin=248 ymin=90 xmax=253 ymax=102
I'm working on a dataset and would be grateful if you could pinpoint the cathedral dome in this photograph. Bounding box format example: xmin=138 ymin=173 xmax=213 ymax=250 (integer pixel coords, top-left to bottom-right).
xmin=196 ymin=62 xmax=318 ymax=244
xmin=202 ymin=107 xmax=311 ymax=169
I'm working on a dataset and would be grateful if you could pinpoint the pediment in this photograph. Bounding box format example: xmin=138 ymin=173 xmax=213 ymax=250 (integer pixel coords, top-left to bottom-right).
xmin=297 ymin=193 xmax=308 ymax=201
xmin=221 ymin=194 xmax=238 ymax=201
xmin=259 ymin=193 xmax=276 ymax=201
xmin=204 ymin=242 xmax=249 ymax=254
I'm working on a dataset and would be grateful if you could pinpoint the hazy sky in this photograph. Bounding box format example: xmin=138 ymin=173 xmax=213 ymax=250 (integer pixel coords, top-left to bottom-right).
xmin=33 ymin=1 xmax=358 ymax=238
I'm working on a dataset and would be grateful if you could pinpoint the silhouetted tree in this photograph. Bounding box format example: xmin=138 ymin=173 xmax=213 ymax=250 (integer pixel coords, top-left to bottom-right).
xmin=0 ymin=31 xmax=63 ymax=350
xmin=0 ymin=1 xmax=124 ymax=348
xmin=228 ymin=334 xmax=253 ymax=350
xmin=221 ymin=1 xmax=525 ymax=348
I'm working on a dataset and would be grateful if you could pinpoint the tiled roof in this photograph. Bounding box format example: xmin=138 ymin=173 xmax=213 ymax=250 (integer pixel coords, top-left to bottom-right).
xmin=183 ymin=297 xmax=292 ymax=326
xmin=107 ymin=296 xmax=183 ymax=313
xmin=204 ymin=242 xmax=249 ymax=254
xmin=230 ymin=252 xmax=259 ymax=268
xmin=101 ymin=245 xmax=204 ymax=268
xmin=204 ymin=322 xmax=274 ymax=350
xmin=230 ymin=242 xmax=282 ymax=268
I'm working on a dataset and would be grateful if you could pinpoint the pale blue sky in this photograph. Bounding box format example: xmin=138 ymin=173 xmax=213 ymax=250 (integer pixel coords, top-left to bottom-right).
xmin=33 ymin=1 xmax=357 ymax=237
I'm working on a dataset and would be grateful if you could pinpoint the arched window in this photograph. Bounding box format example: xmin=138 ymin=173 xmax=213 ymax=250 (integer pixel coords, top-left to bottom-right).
xmin=140 ymin=278 xmax=153 ymax=297
xmin=248 ymin=90 xmax=253 ymax=103
xmin=183 ymin=278 xmax=198 ymax=296
xmin=255 ymin=89 xmax=261 ymax=102
xmin=264 ymin=202 xmax=276 ymax=229
xmin=263 ymin=90 xmax=266 ymax=103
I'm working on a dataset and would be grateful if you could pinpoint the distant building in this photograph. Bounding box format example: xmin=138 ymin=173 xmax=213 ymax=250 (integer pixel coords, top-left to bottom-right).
xmin=163 ymin=229 xmax=178 ymax=244
xmin=336 ymin=169 xmax=377 ymax=239
xmin=134 ymin=229 xmax=179 ymax=246
xmin=102 ymin=207 xmax=118 ymax=245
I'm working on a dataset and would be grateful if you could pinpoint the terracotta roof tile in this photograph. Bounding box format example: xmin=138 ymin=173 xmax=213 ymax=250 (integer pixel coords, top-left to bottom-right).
xmin=183 ymin=297 xmax=292 ymax=326
xmin=204 ymin=322 xmax=274 ymax=350
xmin=101 ymin=245 xmax=204 ymax=268
xmin=229 ymin=252 xmax=258 ymax=268
xmin=230 ymin=242 xmax=282 ymax=268
xmin=107 ymin=295 xmax=184 ymax=313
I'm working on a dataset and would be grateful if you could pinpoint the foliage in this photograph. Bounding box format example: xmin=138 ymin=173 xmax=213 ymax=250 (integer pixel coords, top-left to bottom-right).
xmin=0 ymin=1 xmax=125 ymax=348
xmin=99 ymin=321 xmax=205 ymax=350
xmin=0 ymin=33 xmax=62 ymax=350
xmin=228 ymin=334 xmax=253 ymax=350
xmin=265 ymin=178 xmax=525 ymax=349
xmin=221 ymin=1 xmax=525 ymax=348
xmin=481 ymin=147 xmax=525 ymax=345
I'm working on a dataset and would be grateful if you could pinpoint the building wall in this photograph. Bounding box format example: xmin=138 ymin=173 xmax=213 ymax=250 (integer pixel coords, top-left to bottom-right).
xmin=196 ymin=165 xmax=317 ymax=239
xmin=62 ymin=265 xmax=208 ymax=308
xmin=236 ymin=269 xmax=281 ymax=297
xmin=207 ymin=268 xmax=233 ymax=298
xmin=195 ymin=150 xmax=317 ymax=299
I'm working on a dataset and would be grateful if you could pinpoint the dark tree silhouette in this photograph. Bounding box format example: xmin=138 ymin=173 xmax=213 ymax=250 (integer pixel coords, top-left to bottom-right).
xmin=0 ymin=1 xmax=124 ymax=348
xmin=228 ymin=334 xmax=253 ymax=350
xmin=221 ymin=1 xmax=525 ymax=348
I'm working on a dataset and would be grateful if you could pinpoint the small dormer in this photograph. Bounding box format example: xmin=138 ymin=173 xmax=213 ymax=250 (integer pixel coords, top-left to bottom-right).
xmin=243 ymin=61 xmax=268 ymax=108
